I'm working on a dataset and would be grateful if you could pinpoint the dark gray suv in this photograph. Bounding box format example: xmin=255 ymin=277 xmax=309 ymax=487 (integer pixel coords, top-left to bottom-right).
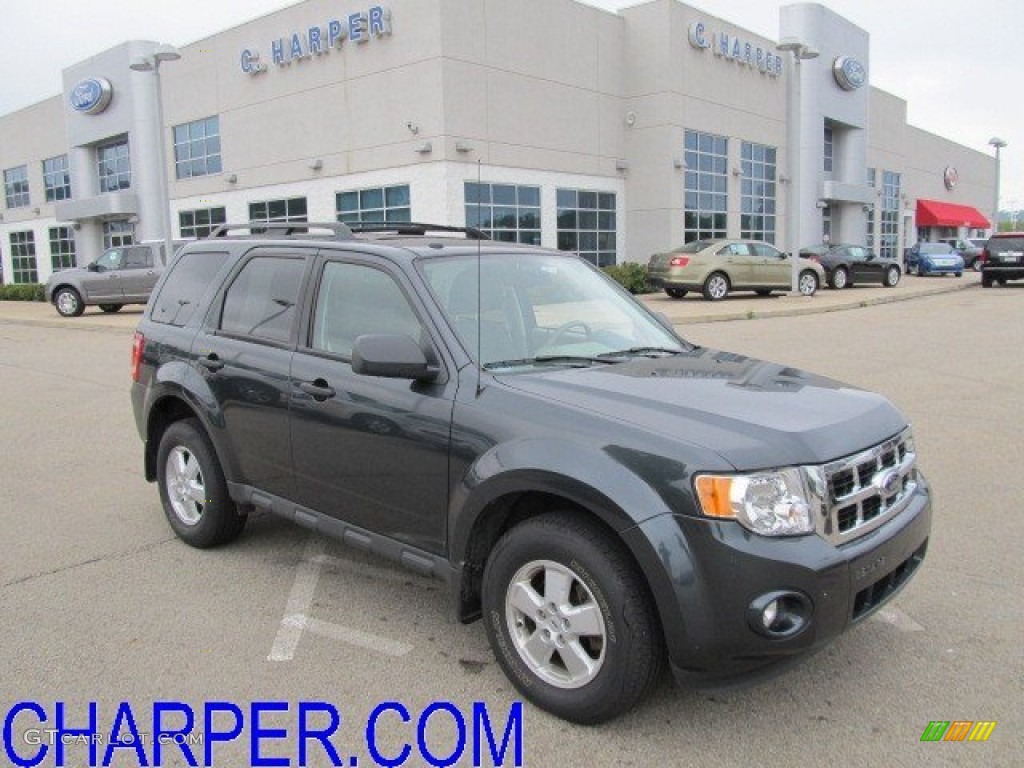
xmin=130 ymin=222 xmax=931 ymax=723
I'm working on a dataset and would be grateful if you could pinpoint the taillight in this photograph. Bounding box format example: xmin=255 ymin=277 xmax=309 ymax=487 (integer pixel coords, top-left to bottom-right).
xmin=669 ymin=256 xmax=690 ymax=267
xmin=131 ymin=332 xmax=145 ymax=382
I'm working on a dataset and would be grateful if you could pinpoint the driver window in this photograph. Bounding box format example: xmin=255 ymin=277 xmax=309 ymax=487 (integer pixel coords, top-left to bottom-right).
xmin=312 ymin=262 xmax=423 ymax=359
xmin=95 ymin=249 xmax=123 ymax=271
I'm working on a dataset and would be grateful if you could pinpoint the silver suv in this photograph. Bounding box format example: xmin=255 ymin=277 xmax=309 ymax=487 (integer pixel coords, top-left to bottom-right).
xmin=45 ymin=240 xmax=182 ymax=317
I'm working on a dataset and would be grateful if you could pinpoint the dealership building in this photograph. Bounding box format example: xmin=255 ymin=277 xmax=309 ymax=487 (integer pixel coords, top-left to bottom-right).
xmin=0 ymin=0 xmax=996 ymax=284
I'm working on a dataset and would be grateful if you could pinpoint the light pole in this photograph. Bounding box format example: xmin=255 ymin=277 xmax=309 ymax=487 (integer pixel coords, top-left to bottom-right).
xmin=778 ymin=38 xmax=819 ymax=292
xmin=988 ymin=138 xmax=1006 ymax=235
xmin=130 ymin=44 xmax=181 ymax=264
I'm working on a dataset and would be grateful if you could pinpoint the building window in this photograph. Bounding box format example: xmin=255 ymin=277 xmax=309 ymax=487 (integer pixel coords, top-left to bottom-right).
xmin=249 ymin=197 xmax=308 ymax=223
xmin=336 ymin=185 xmax=411 ymax=224
xmin=881 ymin=171 xmax=901 ymax=260
xmin=173 ymin=116 xmax=222 ymax=180
xmin=103 ymin=220 xmax=135 ymax=249
xmin=684 ymin=131 xmax=728 ymax=242
xmin=43 ymin=155 xmax=71 ymax=202
xmin=10 ymin=231 xmax=38 ymax=284
xmin=464 ymin=182 xmax=541 ymax=244
xmin=823 ymin=125 xmax=834 ymax=173
xmin=4 ymin=166 xmax=30 ymax=209
xmin=49 ymin=227 xmax=76 ymax=271
xmin=822 ymin=205 xmax=832 ymax=243
xmin=865 ymin=168 xmax=876 ymax=250
xmin=97 ymin=140 xmax=131 ymax=193
xmin=556 ymin=189 xmax=617 ymax=267
xmin=740 ymin=142 xmax=777 ymax=244
xmin=179 ymin=207 xmax=227 ymax=239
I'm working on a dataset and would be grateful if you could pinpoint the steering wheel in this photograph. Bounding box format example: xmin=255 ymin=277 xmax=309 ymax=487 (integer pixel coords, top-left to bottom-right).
xmin=548 ymin=321 xmax=592 ymax=348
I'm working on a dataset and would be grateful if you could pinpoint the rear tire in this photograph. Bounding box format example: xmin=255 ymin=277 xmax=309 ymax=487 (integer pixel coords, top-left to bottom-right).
xmin=981 ymin=274 xmax=993 ymax=287
xmin=98 ymin=304 xmax=122 ymax=313
xmin=482 ymin=512 xmax=664 ymax=724
xmin=156 ymin=418 xmax=246 ymax=548
xmin=883 ymin=265 xmax=901 ymax=287
xmin=830 ymin=266 xmax=849 ymax=290
xmin=702 ymin=272 xmax=730 ymax=301
xmin=755 ymin=289 xmax=772 ymax=297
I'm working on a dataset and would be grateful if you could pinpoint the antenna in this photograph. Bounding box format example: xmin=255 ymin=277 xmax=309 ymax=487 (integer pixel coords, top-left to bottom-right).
xmin=476 ymin=158 xmax=483 ymax=397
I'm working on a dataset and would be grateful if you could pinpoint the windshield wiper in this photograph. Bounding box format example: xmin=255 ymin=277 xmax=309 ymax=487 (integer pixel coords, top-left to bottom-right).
xmin=596 ymin=346 xmax=686 ymax=359
xmin=483 ymin=355 xmax=611 ymax=370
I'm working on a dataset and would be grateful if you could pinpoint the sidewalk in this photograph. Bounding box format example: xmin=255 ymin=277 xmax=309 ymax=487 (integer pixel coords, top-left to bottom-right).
xmin=0 ymin=272 xmax=980 ymax=333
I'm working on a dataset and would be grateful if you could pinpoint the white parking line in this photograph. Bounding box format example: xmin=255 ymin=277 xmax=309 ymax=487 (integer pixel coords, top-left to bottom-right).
xmin=268 ymin=535 xmax=415 ymax=661
xmin=872 ymin=607 xmax=925 ymax=632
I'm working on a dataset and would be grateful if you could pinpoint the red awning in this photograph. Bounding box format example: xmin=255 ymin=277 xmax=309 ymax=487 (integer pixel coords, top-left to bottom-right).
xmin=916 ymin=200 xmax=990 ymax=229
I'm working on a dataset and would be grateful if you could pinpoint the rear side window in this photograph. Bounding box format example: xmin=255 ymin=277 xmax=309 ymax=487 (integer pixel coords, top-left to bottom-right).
xmin=124 ymin=246 xmax=153 ymax=268
xmin=220 ymin=256 xmax=305 ymax=344
xmin=151 ymin=251 xmax=229 ymax=326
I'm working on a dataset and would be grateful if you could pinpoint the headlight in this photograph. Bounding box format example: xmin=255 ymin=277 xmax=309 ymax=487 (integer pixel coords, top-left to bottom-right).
xmin=695 ymin=468 xmax=817 ymax=536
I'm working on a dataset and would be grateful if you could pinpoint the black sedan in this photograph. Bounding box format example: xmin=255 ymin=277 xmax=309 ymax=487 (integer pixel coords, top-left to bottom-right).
xmin=800 ymin=243 xmax=902 ymax=289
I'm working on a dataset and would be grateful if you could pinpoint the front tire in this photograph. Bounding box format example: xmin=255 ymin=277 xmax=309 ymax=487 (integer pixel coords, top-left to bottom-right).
xmin=482 ymin=513 xmax=664 ymax=724
xmin=54 ymin=287 xmax=85 ymax=317
xmin=702 ymin=272 xmax=730 ymax=301
xmin=664 ymin=287 xmax=687 ymax=299
xmin=883 ymin=265 xmax=901 ymax=287
xmin=830 ymin=266 xmax=849 ymax=289
xmin=798 ymin=270 xmax=819 ymax=296
xmin=156 ymin=418 xmax=246 ymax=548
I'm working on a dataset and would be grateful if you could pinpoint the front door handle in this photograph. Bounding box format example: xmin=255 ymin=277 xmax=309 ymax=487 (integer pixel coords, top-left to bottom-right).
xmin=298 ymin=379 xmax=336 ymax=401
xmin=198 ymin=355 xmax=224 ymax=373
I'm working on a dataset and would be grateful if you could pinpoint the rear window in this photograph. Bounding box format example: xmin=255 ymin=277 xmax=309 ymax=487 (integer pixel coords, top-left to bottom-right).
xmin=919 ymin=243 xmax=952 ymax=254
xmin=150 ymin=250 xmax=230 ymax=327
xmin=987 ymin=236 xmax=1024 ymax=254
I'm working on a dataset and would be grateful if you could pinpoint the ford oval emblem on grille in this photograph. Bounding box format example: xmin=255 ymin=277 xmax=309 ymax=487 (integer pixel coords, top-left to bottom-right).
xmin=877 ymin=470 xmax=900 ymax=495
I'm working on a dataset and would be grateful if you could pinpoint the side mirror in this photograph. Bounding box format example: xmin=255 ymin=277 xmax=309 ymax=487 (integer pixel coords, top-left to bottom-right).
xmin=87 ymin=262 xmax=99 ymax=272
xmin=352 ymin=334 xmax=438 ymax=381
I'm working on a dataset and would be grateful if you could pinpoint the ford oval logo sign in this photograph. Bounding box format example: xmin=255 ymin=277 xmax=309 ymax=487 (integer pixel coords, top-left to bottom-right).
xmin=70 ymin=77 xmax=113 ymax=115
xmin=832 ymin=56 xmax=866 ymax=91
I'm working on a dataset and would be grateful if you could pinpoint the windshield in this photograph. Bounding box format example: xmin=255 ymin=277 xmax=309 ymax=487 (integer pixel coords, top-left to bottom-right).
xmin=419 ymin=252 xmax=688 ymax=369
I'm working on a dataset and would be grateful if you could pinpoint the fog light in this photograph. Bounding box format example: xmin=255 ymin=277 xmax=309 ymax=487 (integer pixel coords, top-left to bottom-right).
xmin=747 ymin=591 xmax=812 ymax=639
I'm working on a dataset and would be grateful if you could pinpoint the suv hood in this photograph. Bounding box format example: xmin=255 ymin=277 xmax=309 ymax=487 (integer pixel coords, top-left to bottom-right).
xmin=497 ymin=348 xmax=906 ymax=469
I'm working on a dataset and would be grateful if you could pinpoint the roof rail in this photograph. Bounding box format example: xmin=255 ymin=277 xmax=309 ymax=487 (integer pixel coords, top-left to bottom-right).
xmin=344 ymin=222 xmax=491 ymax=240
xmin=206 ymin=220 xmax=355 ymax=240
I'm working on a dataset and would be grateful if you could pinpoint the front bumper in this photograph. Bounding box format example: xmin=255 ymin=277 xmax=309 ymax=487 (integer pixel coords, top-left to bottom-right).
xmin=623 ymin=477 xmax=931 ymax=686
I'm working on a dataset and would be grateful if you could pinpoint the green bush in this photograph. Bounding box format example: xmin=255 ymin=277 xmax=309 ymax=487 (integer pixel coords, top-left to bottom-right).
xmin=0 ymin=283 xmax=46 ymax=301
xmin=603 ymin=262 xmax=653 ymax=294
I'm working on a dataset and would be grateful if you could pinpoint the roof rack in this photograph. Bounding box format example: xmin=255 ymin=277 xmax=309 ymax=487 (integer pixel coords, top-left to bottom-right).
xmin=207 ymin=221 xmax=355 ymax=240
xmin=344 ymin=222 xmax=491 ymax=240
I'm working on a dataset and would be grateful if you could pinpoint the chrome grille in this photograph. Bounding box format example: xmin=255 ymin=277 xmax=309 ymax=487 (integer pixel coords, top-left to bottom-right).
xmin=817 ymin=429 xmax=917 ymax=545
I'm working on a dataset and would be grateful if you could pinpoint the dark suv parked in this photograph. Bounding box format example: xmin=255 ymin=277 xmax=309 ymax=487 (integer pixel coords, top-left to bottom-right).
xmin=980 ymin=232 xmax=1024 ymax=286
xmin=131 ymin=222 xmax=931 ymax=723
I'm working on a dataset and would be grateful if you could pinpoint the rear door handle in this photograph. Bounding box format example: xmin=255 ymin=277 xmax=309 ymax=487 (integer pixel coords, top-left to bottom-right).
xmin=198 ymin=355 xmax=224 ymax=372
xmin=298 ymin=379 xmax=336 ymax=401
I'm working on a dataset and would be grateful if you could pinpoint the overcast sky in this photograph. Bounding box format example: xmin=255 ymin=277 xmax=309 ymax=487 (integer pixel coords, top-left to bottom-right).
xmin=2 ymin=0 xmax=1021 ymax=207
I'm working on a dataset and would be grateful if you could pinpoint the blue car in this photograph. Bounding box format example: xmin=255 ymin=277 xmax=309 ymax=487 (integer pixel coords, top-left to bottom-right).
xmin=905 ymin=242 xmax=964 ymax=277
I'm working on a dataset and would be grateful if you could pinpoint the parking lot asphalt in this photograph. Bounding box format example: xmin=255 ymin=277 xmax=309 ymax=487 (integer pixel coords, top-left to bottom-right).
xmin=0 ymin=277 xmax=1020 ymax=768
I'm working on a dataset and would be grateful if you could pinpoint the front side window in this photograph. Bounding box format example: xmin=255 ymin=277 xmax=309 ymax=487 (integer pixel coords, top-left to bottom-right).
xmin=173 ymin=116 xmax=222 ymax=179
xmin=103 ymin=220 xmax=134 ymax=249
xmin=312 ymin=262 xmax=422 ymax=358
xmin=179 ymin=207 xmax=226 ymax=239
xmin=97 ymin=141 xmax=131 ymax=193
xmin=10 ymin=231 xmax=38 ymax=283
xmin=740 ymin=142 xmax=777 ymax=244
xmin=220 ymin=256 xmax=305 ymax=343
xmin=464 ymin=183 xmax=541 ymax=245
xmin=49 ymin=226 xmax=75 ymax=271
xmin=556 ymin=189 xmax=617 ymax=268
xmin=43 ymin=155 xmax=71 ymax=202
xmin=684 ymin=131 xmax=728 ymax=243
xmin=4 ymin=166 xmax=30 ymax=209
xmin=336 ymin=185 xmax=411 ymax=224
xmin=249 ymin=197 xmax=308 ymax=224
xmin=94 ymin=249 xmax=124 ymax=271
